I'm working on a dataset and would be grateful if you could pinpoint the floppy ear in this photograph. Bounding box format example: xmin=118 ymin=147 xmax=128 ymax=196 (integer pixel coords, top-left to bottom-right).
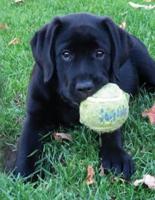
xmin=101 ymin=17 xmax=133 ymax=82
xmin=30 ymin=17 xmax=61 ymax=83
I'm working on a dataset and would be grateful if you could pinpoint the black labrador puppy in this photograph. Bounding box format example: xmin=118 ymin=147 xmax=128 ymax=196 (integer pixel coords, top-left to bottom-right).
xmin=15 ymin=13 xmax=155 ymax=180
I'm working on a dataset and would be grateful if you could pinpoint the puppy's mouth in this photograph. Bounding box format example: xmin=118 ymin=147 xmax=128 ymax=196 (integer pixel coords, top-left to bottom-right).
xmin=58 ymin=81 xmax=108 ymax=108
xmin=59 ymin=90 xmax=92 ymax=108
xmin=60 ymin=88 xmax=100 ymax=108
xmin=58 ymin=89 xmax=80 ymax=108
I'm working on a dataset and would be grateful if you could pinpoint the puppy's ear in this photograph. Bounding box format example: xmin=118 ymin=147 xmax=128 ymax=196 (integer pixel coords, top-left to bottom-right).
xmin=30 ymin=18 xmax=61 ymax=83
xmin=101 ymin=17 xmax=133 ymax=82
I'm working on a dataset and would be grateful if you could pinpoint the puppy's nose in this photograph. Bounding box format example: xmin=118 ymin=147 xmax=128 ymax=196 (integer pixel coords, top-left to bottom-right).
xmin=75 ymin=80 xmax=94 ymax=94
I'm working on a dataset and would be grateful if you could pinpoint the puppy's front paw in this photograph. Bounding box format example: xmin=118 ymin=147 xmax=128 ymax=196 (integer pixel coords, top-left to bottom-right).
xmin=100 ymin=146 xmax=134 ymax=180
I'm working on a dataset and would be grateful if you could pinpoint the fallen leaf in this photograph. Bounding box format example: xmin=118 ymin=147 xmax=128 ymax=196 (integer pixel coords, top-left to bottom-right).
xmin=142 ymin=104 xmax=155 ymax=124
xmin=128 ymin=1 xmax=155 ymax=9
xmin=144 ymin=175 xmax=155 ymax=189
xmin=133 ymin=174 xmax=155 ymax=189
xmin=53 ymin=132 xmax=73 ymax=142
xmin=8 ymin=38 xmax=21 ymax=45
xmin=14 ymin=0 xmax=24 ymax=3
xmin=119 ymin=21 xmax=126 ymax=29
xmin=0 ymin=23 xmax=9 ymax=30
xmin=86 ymin=165 xmax=95 ymax=185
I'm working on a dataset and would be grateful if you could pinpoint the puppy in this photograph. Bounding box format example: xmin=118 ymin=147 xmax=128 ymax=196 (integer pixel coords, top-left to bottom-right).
xmin=15 ymin=13 xmax=155 ymax=180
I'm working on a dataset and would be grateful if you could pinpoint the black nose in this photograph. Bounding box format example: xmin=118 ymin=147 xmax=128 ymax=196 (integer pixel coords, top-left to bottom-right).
xmin=75 ymin=80 xmax=94 ymax=94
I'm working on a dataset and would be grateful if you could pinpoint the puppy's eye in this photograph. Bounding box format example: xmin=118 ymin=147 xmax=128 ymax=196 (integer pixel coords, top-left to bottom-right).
xmin=62 ymin=50 xmax=72 ymax=61
xmin=95 ymin=49 xmax=105 ymax=59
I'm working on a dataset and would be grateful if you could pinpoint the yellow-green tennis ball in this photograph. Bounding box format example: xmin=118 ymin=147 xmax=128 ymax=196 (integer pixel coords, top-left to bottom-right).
xmin=80 ymin=83 xmax=129 ymax=133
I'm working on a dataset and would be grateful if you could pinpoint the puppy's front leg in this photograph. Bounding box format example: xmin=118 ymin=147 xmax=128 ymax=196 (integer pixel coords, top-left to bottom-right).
xmin=15 ymin=114 xmax=45 ymax=180
xmin=100 ymin=129 xmax=134 ymax=180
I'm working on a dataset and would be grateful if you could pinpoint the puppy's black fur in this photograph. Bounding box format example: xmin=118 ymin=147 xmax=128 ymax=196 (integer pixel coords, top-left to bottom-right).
xmin=15 ymin=13 xmax=155 ymax=180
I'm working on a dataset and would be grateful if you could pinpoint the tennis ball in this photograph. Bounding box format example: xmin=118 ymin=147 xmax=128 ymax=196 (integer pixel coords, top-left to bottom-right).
xmin=79 ymin=83 xmax=129 ymax=133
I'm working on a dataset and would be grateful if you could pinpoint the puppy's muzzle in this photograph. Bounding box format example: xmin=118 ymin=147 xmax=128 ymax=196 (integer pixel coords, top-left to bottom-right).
xmin=75 ymin=79 xmax=95 ymax=98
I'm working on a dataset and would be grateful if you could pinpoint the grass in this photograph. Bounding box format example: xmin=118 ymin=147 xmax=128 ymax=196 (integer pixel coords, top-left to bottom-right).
xmin=0 ymin=0 xmax=155 ymax=199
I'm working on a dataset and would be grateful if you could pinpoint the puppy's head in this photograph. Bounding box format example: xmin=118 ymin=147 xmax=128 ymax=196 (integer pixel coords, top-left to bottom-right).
xmin=31 ymin=13 xmax=133 ymax=106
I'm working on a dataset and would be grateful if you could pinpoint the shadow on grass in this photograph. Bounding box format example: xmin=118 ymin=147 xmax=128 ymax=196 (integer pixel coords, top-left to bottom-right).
xmin=0 ymin=138 xmax=17 ymax=173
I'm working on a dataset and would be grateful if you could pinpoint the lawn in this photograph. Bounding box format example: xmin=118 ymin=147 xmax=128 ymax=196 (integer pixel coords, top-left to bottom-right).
xmin=0 ymin=0 xmax=155 ymax=199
